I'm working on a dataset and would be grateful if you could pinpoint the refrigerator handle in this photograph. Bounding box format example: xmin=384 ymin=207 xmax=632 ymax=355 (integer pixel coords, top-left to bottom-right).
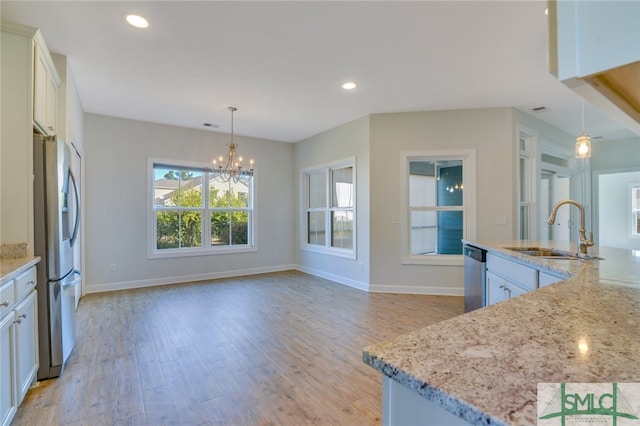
xmin=62 ymin=270 xmax=82 ymax=289
xmin=68 ymin=169 xmax=80 ymax=247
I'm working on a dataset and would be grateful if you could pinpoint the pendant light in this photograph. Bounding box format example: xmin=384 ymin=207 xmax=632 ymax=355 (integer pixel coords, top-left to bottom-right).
xmin=575 ymin=98 xmax=591 ymax=159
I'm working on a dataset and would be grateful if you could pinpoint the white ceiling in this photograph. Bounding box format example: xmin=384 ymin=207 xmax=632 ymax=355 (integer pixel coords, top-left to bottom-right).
xmin=2 ymin=1 xmax=637 ymax=143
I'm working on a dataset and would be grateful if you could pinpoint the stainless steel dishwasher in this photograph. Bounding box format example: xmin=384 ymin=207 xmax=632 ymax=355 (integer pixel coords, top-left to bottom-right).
xmin=463 ymin=244 xmax=486 ymax=312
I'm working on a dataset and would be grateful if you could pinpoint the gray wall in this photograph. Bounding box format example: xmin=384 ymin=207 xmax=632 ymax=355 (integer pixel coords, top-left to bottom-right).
xmin=83 ymin=107 xmax=597 ymax=295
xmin=84 ymin=113 xmax=295 ymax=292
xmin=368 ymin=108 xmax=516 ymax=294
xmin=294 ymin=116 xmax=371 ymax=289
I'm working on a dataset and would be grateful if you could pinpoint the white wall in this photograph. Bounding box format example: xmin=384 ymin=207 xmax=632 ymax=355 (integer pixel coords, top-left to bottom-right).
xmin=84 ymin=113 xmax=295 ymax=292
xmin=598 ymin=171 xmax=640 ymax=250
xmin=294 ymin=116 xmax=370 ymax=290
xmin=368 ymin=108 xmax=515 ymax=294
xmin=592 ymin=137 xmax=640 ymax=172
xmin=592 ymin=137 xmax=640 ymax=249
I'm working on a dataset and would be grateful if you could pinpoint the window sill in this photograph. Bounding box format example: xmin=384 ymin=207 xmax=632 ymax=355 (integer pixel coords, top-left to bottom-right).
xmin=301 ymin=244 xmax=356 ymax=260
xmin=402 ymin=255 xmax=463 ymax=266
xmin=148 ymin=245 xmax=257 ymax=260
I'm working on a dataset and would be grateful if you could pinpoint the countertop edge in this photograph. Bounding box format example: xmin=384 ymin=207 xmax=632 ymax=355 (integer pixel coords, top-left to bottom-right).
xmin=362 ymin=350 xmax=508 ymax=426
xmin=0 ymin=256 xmax=41 ymax=283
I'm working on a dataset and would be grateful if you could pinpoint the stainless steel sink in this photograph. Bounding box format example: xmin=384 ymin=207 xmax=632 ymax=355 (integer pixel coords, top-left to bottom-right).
xmin=504 ymin=247 xmax=583 ymax=260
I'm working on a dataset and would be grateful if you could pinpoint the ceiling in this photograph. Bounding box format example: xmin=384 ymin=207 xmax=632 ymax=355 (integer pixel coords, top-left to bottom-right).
xmin=2 ymin=1 xmax=637 ymax=143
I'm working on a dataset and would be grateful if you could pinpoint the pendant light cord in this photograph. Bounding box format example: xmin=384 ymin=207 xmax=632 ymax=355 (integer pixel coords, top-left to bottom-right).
xmin=581 ymin=98 xmax=585 ymax=134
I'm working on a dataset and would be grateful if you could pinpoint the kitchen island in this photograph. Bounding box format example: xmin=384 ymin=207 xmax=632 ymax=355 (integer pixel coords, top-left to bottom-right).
xmin=363 ymin=241 xmax=640 ymax=425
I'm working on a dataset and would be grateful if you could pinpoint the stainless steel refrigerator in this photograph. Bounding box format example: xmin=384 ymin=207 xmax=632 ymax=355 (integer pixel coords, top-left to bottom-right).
xmin=33 ymin=134 xmax=81 ymax=379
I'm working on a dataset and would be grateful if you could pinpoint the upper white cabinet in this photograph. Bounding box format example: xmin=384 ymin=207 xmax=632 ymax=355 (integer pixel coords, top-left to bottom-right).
xmin=33 ymin=40 xmax=59 ymax=136
xmin=548 ymin=0 xmax=640 ymax=133
xmin=1 ymin=21 xmax=60 ymax=251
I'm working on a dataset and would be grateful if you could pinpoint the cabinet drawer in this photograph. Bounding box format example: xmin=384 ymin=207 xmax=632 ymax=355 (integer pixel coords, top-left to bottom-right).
xmin=0 ymin=279 xmax=15 ymax=318
xmin=14 ymin=267 xmax=37 ymax=302
xmin=487 ymin=253 xmax=537 ymax=291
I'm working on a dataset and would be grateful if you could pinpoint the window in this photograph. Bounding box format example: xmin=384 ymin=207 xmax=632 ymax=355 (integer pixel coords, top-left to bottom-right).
xmin=519 ymin=136 xmax=532 ymax=240
xmin=149 ymin=159 xmax=254 ymax=258
xmin=401 ymin=150 xmax=476 ymax=265
xmin=302 ymin=159 xmax=355 ymax=257
xmin=632 ymin=184 xmax=640 ymax=237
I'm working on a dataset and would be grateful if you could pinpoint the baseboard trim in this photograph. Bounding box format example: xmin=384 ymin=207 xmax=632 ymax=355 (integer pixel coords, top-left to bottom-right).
xmin=85 ymin=264 xmax=461 ymax=296
xmin=85 ymin=264 xmax=298 ymax=294
xmin=369 ymin=284 xmax=463 ymax=296
xmin=295 ymin=265 xmax=369 ymax=292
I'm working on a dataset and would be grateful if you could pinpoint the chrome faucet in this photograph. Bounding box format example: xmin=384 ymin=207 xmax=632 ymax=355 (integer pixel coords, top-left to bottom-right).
xmin=546 ymin=199 xmax=594 ymax=255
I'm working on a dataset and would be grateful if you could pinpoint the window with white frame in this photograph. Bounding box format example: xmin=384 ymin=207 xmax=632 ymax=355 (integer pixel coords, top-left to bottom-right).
xmin=402 ymin=150 xmax=476 ymax=265
xmin=632 ymin=184 xmax=640 ymax=237
xmin=302 ymin=159 xmax=355 ymax=257
xmin=150 ymin=159 xmax=254 ymax=258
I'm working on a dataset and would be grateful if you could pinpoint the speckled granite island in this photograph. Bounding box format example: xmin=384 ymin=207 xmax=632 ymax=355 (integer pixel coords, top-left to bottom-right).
xmin=363 ymin=241 xmax=640 ymax=426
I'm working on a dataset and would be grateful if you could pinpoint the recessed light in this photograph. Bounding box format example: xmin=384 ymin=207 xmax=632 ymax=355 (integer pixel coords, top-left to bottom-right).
xmin=342 ymin=82 xmax=357 ymax=90
xmin=125 ymin=14 xmax=149 ymax=29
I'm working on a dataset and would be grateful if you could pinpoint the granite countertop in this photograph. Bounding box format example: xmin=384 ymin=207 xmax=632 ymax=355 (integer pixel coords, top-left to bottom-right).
xmin=363 ymin=241 xmax=640 ymax=426
xmin=0 ymin=256 xmax=40 ymax=283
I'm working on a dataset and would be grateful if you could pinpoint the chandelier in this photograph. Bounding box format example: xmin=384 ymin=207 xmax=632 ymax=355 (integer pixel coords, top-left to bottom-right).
xmin=211 ymin=106 xmax=254 ymax=184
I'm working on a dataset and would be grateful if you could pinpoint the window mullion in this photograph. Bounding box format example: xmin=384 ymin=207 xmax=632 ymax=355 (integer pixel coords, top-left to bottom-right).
xmin=204 ymin=172 xmax=211 ymax=248
xmin=325 ymin=169 xmax=331 ymax=248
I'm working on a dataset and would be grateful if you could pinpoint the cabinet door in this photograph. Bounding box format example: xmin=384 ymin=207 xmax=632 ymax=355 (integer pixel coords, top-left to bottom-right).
xmin=504 ymin=280 xmax=528 ymax=300
xmin=486 ymin=271 xmax=528 ymax=306
xmin=0 ymin=314 xmax=17 ymax=426
xmin=33 ymin=46 xmax=48 ymax=133
xmin=46 ymin=75 xmax=57 ymax=134
xmin=486 ymin=271 xmax=508 ymax=306
xmin=0 ymin=280 xmax=15 ymax=320
xmin=13 ymin=291 xmax=38 ymax=403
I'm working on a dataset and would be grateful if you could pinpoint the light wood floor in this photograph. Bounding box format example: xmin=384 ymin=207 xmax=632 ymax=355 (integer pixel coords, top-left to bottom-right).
xmin=13 ymin=271 xmax=463 ymax=425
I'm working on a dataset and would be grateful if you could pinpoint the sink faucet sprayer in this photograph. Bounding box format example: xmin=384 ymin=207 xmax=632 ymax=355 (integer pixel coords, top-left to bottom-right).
xmin=546 ymin=199 xmax=594 ymax=255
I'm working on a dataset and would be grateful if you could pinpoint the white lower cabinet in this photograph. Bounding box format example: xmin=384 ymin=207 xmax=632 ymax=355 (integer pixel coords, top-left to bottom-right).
xmin=14 ymin=291 xmax=38 ymax=402
xmin=0 ymin=309 xmax=17 ymax=426
xmin=0 ymin=265 xmax=38 ymax=426
xmin=485 ymin=252 xmax=569 ymax=307
xmin=486 ymin=271 xmax=528 ymax=305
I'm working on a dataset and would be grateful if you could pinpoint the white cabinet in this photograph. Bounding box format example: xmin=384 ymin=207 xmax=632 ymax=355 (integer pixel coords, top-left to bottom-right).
xmin=0 ymin=310 xmax=17 ymax=426
xmin=0 ymin=266 xmax=38 ymax=426
xmin=486 ymin=271 xmax=528 ymax=305
xmin=1 ymin=22 xmax=60 ymax=249
xmin=485 ymin=252 xmax=569 ymax=306
xmin=33 ymin=37 xmax=59 ymax=136
xmin=486 ymin=253 xmax=537 ymax=307
xmin=13 ymin=291 xmax=38 ymax=403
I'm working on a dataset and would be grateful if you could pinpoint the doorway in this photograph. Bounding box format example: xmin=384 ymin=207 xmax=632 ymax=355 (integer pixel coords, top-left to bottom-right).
xmin=540 ymin=169 xmax=571 ymax=242
xmin=596 ymin=170 xmax=640 ymax=250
